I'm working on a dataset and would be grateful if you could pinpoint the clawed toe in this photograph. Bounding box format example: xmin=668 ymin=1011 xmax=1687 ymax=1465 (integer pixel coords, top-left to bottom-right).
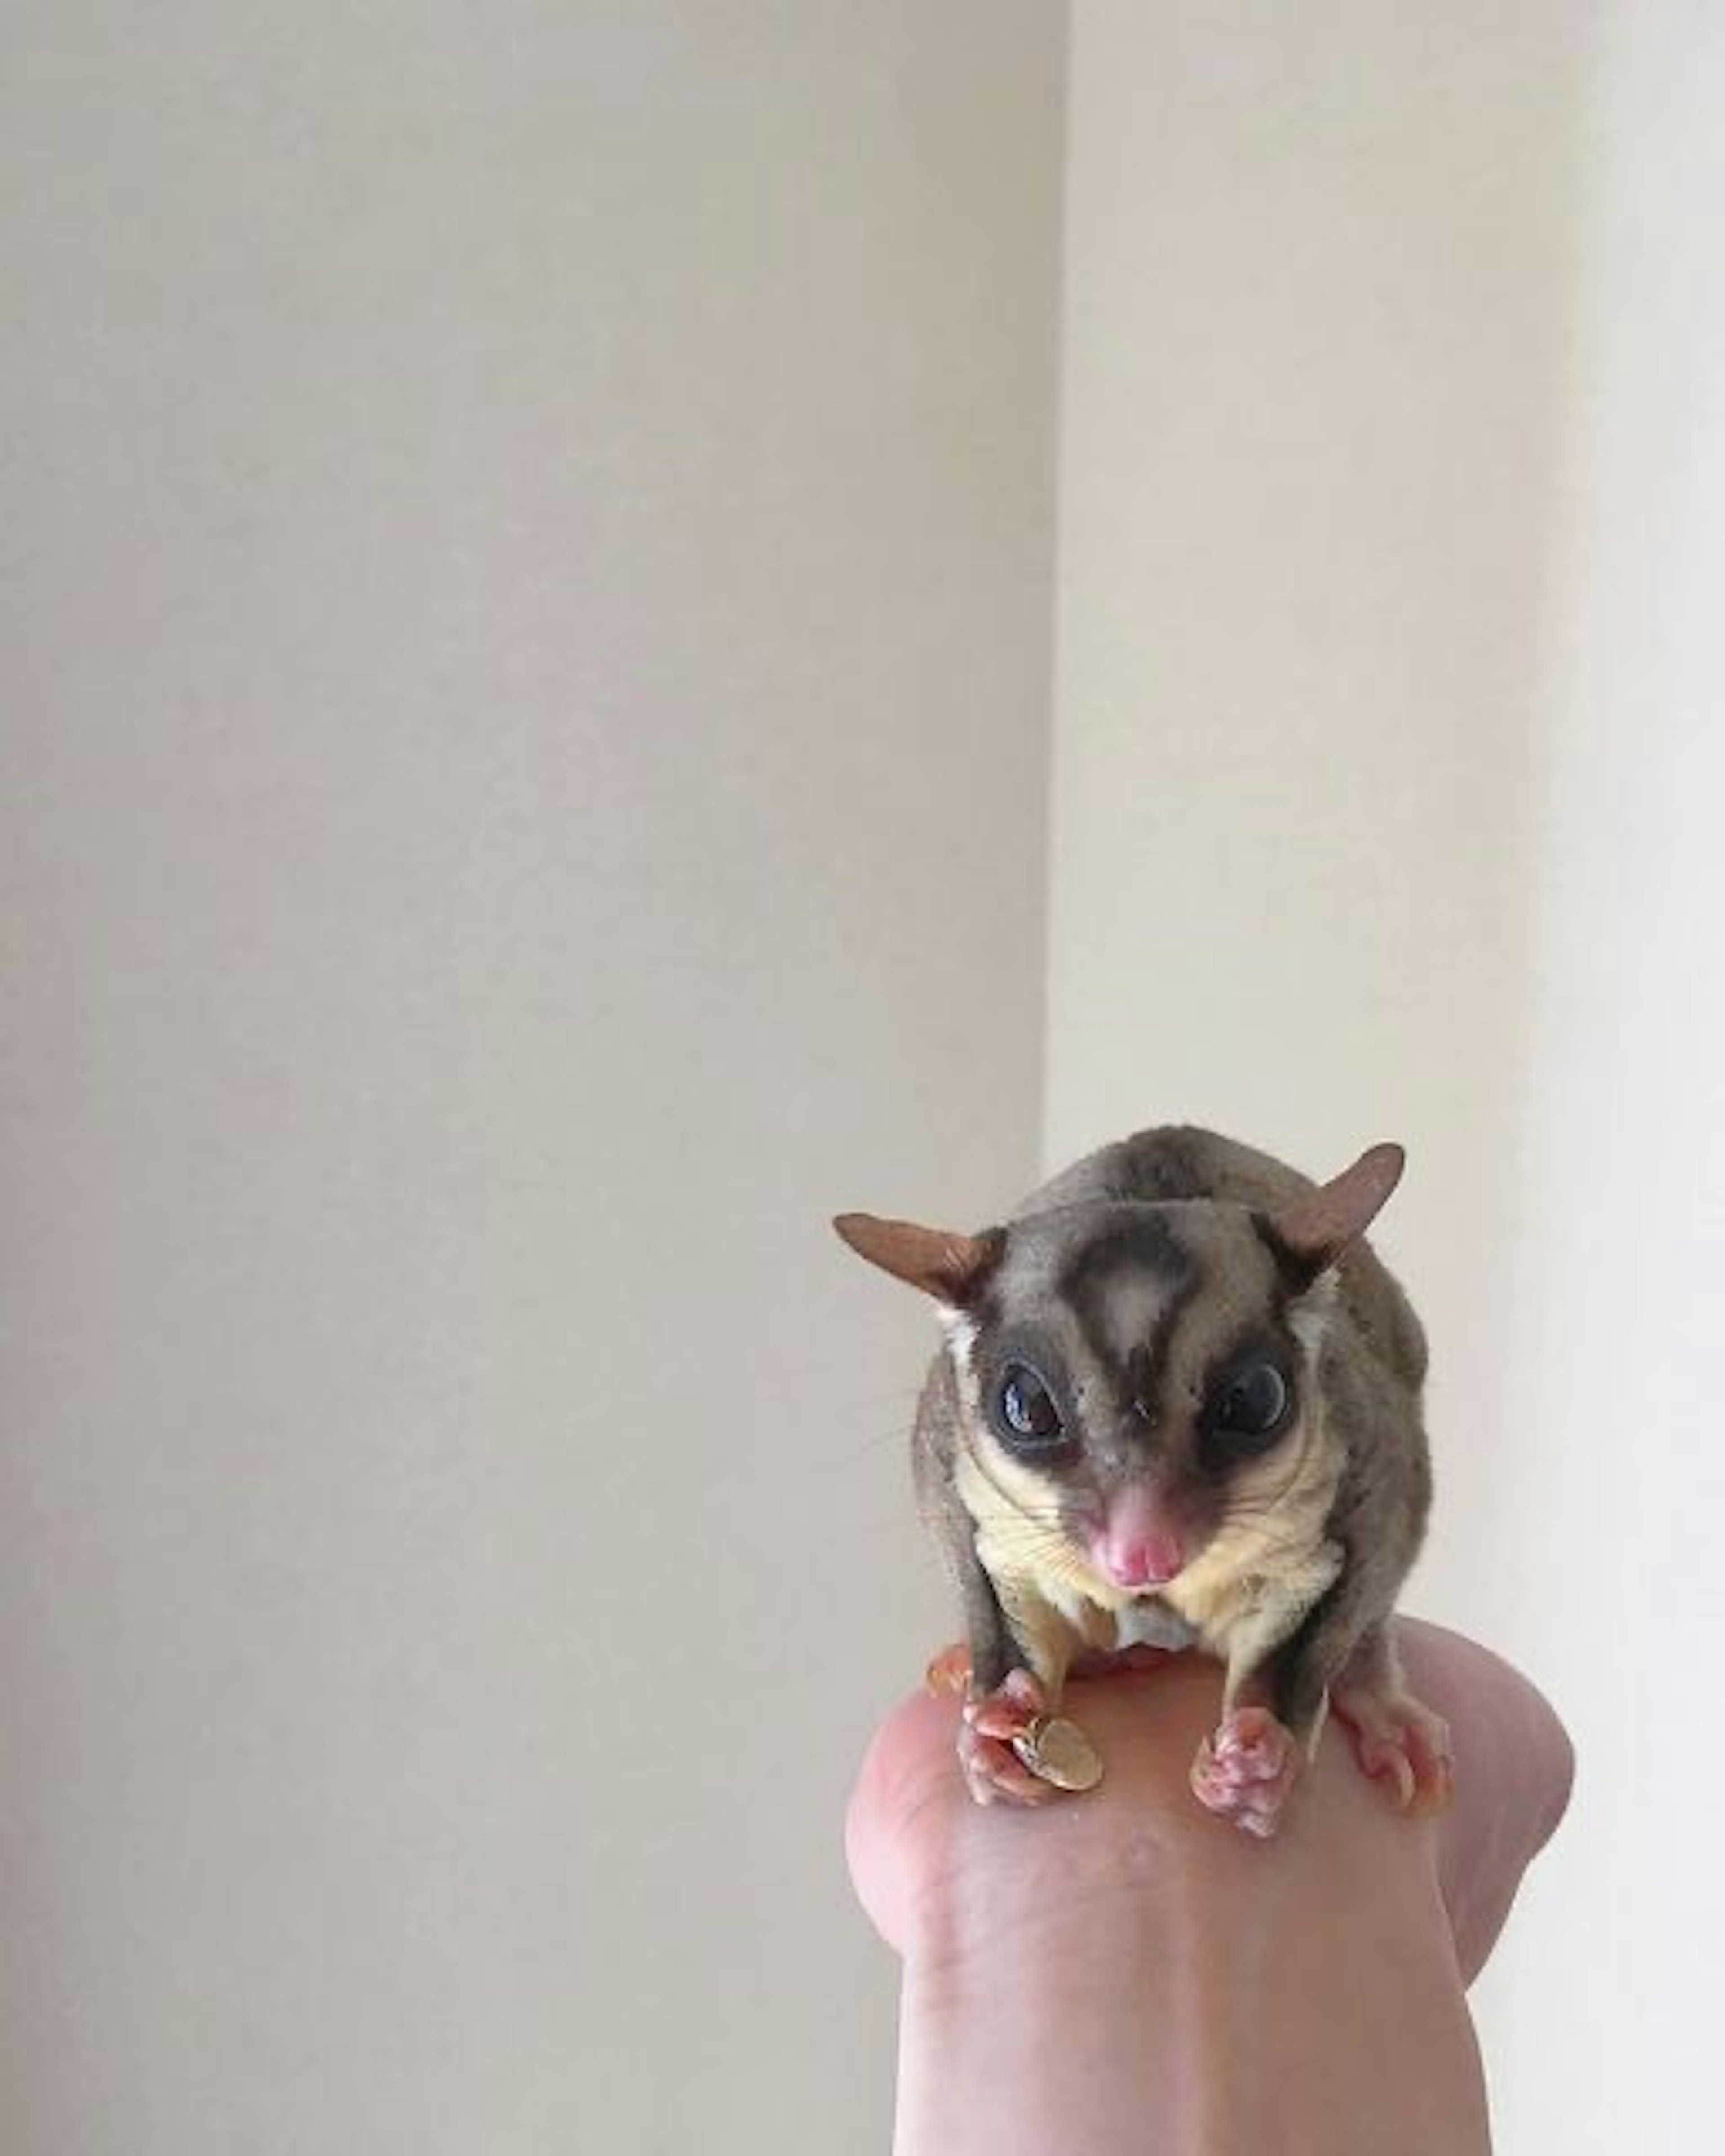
xmin=925 ymin=1643 xmax=973 ymax=1697
xmin=1191 ymin=1706 xmax=1302 ymax=1838
xmin=956 ymin=1719 xmax=1063 ymax=1806
xmin=958 ymin=1670 xmax=1054 ymax=1806
xmin=1332 ymin=1686 xmax=1455 ymax=1816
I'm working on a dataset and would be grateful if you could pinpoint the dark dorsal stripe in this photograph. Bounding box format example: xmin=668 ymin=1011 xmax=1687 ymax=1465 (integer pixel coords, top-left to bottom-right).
xmin=1057 ymin=1211 xmax=1199 ymax=1394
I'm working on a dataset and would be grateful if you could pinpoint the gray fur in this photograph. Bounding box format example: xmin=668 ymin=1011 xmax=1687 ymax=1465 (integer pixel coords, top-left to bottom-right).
xmin=907 ymin=1124 xmax=1433 ymax=1749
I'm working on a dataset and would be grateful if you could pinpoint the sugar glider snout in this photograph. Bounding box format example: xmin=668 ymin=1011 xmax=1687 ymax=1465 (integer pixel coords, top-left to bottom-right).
xmin=1092 ymin=1484 xmax=1186 ymax=1590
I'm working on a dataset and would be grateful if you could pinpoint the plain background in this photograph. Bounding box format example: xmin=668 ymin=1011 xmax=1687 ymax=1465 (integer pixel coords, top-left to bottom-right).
xmin=4 ymin=4 xmax=1720 ymax=2151
xmin=1054 ymin=11 xmax=1724 ymax=2152
xmin=3 ymin=6 xmax=1061 ymax=2149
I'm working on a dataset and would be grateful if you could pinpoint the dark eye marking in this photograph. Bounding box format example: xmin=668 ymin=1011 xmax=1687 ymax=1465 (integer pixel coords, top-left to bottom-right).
xmin=1203 ymin=1352 xmax=1294 ymax=1459
xmin=990 ymin=1361 xmax=1069 ymax=1456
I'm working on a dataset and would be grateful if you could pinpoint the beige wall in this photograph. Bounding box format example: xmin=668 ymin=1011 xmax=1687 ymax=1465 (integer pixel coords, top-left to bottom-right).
xmin=1052 ymin=4 xmax=1721 ymax=2148
xmin=0 ymin=6 xmax=1064 ymax=2149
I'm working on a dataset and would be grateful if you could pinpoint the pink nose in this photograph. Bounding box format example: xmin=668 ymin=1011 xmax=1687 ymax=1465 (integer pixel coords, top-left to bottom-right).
xmin=1096 ymin=1529 xmax=1185 ymax=1590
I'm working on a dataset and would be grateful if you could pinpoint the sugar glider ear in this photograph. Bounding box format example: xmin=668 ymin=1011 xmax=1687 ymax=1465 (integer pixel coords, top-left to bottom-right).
xmin=1266 ymin=1143 xmax=1405 ymax=1283
xmin=832 ymin=1213 xmax=1005 ymax=1308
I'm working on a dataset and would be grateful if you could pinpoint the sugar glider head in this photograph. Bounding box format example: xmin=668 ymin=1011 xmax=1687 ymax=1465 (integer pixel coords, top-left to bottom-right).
xmin=834 ymin=1144 xmax=1404 ymax=1595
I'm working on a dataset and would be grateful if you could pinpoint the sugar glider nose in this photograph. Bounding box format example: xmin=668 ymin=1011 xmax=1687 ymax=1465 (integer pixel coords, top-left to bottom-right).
xmin=1096 ymin=1533 xmax=1185 ymax=1590
xmin=1094 ymin=1484 xmax=1185 ymax=1589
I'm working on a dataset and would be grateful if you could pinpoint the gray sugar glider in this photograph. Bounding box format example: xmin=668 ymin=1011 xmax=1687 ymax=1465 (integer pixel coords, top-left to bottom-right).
xmin=836 ymin=1124 xmax=1451 ymax=1835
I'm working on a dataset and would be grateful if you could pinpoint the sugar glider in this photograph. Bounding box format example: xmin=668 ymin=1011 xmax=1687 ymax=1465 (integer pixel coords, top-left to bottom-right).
xmin=836 ymin=1125 xmax=1451 ymax=1836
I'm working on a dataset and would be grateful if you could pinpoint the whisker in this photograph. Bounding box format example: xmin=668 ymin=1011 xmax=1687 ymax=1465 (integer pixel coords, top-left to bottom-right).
xmin=955 ymin=1429 xmax=1080 ymax=1546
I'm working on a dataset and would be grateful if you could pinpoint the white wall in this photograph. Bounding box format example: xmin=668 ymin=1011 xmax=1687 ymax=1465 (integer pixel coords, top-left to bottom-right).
xmin=1469 ymin=13 xmax=1725 ymax=2146
xmin=0 ymin=7 xmax=1064 ymax=2150
xmin=1052 ymin=4 xmax=1720 ymax=2148
xmin=1050 ymin=0 xmax=1582 ymax=1612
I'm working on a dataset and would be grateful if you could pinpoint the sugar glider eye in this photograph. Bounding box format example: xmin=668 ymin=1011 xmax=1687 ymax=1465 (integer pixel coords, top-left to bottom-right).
xmin=993 ymin=1363 xmax=1066 ymax=1452
xmin=1206 ymin=1356 xmax=1292 ymax=1453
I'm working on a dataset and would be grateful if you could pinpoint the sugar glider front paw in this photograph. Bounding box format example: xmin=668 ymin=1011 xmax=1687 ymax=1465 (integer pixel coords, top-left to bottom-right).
xmin=929 ymin=1643 xmax=1051 ymax=1803
xmin=1190 ymin=1705 xmax=1302 ymax=1838
xmin=1331 ymin=1685 xmax=1455 ymax=1815
xmin=956 ymin=1669 xmax=1066 ymax=1806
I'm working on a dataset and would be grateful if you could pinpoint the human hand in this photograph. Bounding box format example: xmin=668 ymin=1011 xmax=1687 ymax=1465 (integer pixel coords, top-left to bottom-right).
xmin=847 ymin=1620 xmax=1570 ymax=2155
